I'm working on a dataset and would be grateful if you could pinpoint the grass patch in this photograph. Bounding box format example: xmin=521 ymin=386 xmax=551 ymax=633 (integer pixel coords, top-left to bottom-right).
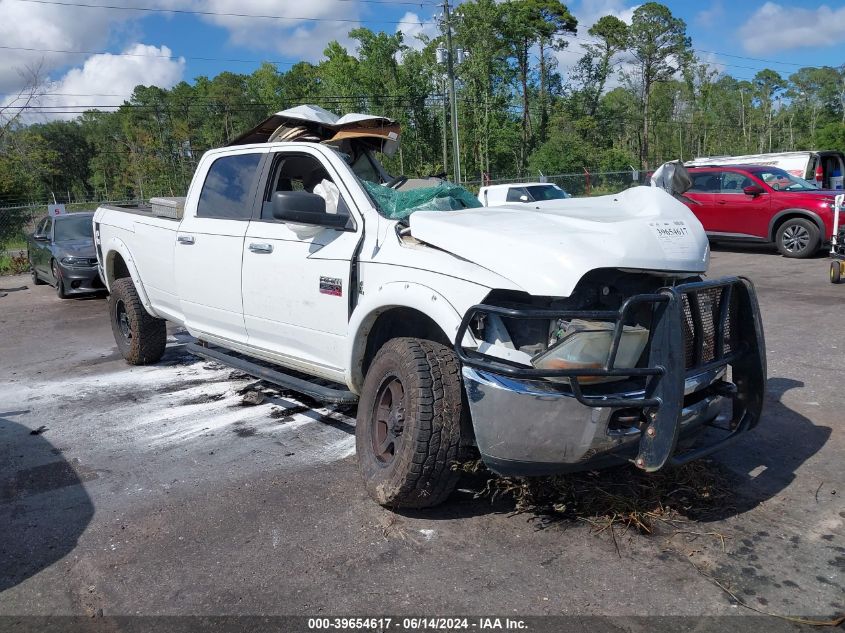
xmin=0 ymin=250 xmax=29 ymax=276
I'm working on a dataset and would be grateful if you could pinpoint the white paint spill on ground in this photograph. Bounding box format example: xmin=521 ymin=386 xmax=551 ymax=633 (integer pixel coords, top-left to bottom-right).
xmin=0 ymin=347 xmax=357 ymax=476
xmin=418 ymin=529 xmax=436 ymax=540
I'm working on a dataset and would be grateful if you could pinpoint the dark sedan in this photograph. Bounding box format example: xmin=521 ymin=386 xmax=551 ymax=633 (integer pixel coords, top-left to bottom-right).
xmin=27 ymin=212 xmax=105 ymax=298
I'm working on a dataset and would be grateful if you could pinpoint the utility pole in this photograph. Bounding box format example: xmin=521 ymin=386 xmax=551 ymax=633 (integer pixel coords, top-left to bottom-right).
xmin=441 ymin=76 xmax=448 ymax=177
xmin=442 ymin=0 xmax=461 ymax=184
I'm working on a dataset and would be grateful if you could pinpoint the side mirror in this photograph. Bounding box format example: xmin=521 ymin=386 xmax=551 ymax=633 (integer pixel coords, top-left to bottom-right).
xmin=743 ymin=185 xmax=765 ymax=197
xmin=519 ymin=195 xmax=529 ymax=202
xmin=271 ymin=191 xmax=348 ymax=230
xmin=33 ymin=234 xmax=49 ymax=242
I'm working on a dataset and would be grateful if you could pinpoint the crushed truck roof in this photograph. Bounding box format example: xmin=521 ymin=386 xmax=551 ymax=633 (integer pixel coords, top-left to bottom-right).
xmin=228 ymin=104 xmax=401 ymax=156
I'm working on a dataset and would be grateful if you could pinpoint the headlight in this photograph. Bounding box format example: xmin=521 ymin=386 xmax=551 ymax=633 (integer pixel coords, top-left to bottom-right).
xmin=531 ymin=319 xmax=649 ymax=384
xmin=61 ymin=256 xmax=97 ymax=267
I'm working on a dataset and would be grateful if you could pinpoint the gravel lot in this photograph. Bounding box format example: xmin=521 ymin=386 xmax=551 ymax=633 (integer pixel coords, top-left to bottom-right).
xmin=0 ymin=246 xmax=842 ymax=626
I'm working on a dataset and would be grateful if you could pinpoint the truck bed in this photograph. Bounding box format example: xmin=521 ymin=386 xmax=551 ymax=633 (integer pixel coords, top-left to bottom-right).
xmin=98 ymin=202 xmax=182 ymax=221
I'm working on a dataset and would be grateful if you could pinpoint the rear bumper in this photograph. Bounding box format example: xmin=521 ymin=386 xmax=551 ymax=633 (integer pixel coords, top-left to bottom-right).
xmin=456 ymin=277 xmax=767 ymax=475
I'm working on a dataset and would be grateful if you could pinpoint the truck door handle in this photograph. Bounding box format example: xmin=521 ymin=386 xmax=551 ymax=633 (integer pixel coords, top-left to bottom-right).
xmin=249 ymin=242 xmax=273 ymax=254
xmin=177 ymin=235 xmax=195 ymax=245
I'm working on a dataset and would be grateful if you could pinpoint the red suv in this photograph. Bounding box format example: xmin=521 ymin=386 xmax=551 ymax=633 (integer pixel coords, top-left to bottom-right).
xmin=683 ymin=165 xmax=837 ymax=258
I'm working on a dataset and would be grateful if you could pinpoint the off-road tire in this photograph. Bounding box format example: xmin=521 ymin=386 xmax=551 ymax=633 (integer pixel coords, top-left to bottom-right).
xmin=775 ymin=218 xmax=819 ymax=258
xmin=109 ymin=277 xmax=166 ymax=365
xmin=356 ymin=337 xmax=463 ymax=509
xmin=51 ymin=260 xmax=69 ymax=299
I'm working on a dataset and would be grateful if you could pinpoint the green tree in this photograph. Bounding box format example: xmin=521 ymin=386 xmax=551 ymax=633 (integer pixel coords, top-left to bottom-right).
xmin=625 ymin=2 xmax=692 ymax=168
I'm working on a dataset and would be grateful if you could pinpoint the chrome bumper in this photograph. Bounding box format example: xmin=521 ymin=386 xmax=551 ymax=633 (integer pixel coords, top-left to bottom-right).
xmin=457 ymin=277 xmax=767 ymax=476
xmin=463 ymin=366 xmax=726 ymax=475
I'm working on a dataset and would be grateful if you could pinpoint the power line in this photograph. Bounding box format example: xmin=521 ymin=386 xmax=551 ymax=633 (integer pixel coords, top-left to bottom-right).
xmin=0 ymin=44 xmax=302 ymax=66
xmin=10 ymin=0 xmax=436 ymax=25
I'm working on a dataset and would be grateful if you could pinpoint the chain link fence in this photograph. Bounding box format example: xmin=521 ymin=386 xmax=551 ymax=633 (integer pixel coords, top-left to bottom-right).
xmin=463 ymin=169 xmax=647 ymax=196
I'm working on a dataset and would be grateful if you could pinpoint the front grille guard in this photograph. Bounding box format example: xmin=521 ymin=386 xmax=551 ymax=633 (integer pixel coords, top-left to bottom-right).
xmin=455 ymin=277 xmax=767 ymax=471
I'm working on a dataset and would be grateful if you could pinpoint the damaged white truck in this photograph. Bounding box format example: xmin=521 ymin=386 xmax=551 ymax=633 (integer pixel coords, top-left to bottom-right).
xmin=93 ymin=106 xmax=766 ymax=508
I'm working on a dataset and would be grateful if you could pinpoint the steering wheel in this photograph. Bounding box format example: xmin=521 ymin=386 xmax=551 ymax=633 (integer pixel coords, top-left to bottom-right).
xmin=386 ymin=175 xmax=408 ymax=189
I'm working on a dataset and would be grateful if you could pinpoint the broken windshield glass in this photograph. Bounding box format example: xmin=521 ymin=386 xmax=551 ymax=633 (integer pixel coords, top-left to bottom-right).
xmin=360 ymin=180 xmax=482 ymax=220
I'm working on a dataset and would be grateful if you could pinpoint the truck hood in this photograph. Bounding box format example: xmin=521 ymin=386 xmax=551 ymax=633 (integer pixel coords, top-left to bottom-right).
xmin=408 ymin=186 xmax=709 ymax=297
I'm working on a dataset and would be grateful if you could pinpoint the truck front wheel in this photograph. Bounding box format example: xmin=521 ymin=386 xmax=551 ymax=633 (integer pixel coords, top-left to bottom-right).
xmin=109 ymin=277 xmax=166 ymax=365
xmin=356 ymin=337 xmax=463 ymax=508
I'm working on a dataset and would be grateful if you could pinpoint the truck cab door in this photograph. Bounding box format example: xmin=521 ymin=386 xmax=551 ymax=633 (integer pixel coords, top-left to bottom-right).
xmin=175 ymin=150 xmax=264 ymax=344
xmin=241 ymin=149 xmax=360 ymax=378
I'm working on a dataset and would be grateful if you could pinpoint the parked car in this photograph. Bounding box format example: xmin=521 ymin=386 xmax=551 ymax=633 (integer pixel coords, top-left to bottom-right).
xmin=682 ymin=164 xmax=838 ymax=258
xmin=93 ymin=105 xmax=765 ymax=509
xmin=686 ymin=150 xmax=845 ymax=190
xmin=28 ymin=211 xmax=105 ymax=298
xmin=478 ymin=182 xmax=570 ymax=206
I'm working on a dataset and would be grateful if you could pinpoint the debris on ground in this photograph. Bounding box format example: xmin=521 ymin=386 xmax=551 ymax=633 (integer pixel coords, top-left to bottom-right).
xmin=240 ymin=391 xmax=266 ymax=406
xmin=270 ymin=404 xmax=310 ymax=421
xmin=29 ymin=425 xmax=47 ymax=435
xmin=454 ymin=458 xmax=735 ymax=538
xmin=236 ymin=381 xmax=264 ymax=396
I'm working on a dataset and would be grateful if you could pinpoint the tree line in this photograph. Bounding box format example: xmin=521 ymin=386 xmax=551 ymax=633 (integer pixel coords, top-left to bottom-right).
xmin=2 ymin=0 xmax=845 ymax=210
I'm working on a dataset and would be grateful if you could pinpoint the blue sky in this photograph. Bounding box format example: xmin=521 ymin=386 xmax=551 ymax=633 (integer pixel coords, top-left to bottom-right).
xmin=1 ymin=0 xmax=844 ymax=119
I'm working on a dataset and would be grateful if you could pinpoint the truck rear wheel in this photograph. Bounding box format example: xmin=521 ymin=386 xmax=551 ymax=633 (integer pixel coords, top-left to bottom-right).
xmin=109 ymin=277 xmax=166 ymax=365
xmin=356 ymin=337 xmax=463 ymax=508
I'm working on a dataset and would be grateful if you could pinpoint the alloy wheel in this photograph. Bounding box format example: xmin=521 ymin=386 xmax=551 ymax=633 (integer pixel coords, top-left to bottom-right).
xmin=781 ymin=224 xmax=810 ymax=253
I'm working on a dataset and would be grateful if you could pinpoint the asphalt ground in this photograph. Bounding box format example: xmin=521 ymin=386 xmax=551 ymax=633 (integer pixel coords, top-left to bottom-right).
xmin=0 ymin=245 xmax=842 ymax=631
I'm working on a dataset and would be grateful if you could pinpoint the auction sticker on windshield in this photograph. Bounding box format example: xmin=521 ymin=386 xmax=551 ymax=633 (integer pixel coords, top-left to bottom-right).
xmin=648 ymin=220 xmax=697 ymax=258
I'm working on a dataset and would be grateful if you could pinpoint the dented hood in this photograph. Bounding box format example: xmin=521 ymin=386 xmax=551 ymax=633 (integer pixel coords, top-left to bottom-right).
xmin=408 ymin=186 xmax=710 ymax=297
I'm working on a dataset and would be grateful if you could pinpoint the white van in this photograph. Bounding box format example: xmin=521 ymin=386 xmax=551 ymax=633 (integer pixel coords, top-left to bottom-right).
xmin=686 ymin=151 xmax=845 ymax=190
xmin=478 ymin=182 xmax=570 ymax=206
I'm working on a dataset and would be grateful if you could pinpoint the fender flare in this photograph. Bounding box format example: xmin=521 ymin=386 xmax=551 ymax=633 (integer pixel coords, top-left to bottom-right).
xmin=768 ymin=208 xmax=826 ymax=241
xmin=345 ymin=281 xmax=475 ymax=393
xmin=103 ymin=237 xmax=158 ymax=316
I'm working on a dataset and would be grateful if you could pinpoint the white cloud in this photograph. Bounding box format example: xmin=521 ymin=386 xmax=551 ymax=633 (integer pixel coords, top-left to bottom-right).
xmin=554 ymin=0 xmax=639 ymax=90
xmin=396 ymin=11 xmax=437 ymax=51
xmin=739 ymin=2 xmax=845 ymax=54
xmin=191 ymin=0 xmax=362 ymax=62
xmin=0 ymin=0 xmax=368 ymax=101
xmin=695 ymin=1 xmax=724 ymax=28
xmin=6 ymin=44 xmax=185 ymax=122
xmin=0 ymin=0 xmax=122 ymax=94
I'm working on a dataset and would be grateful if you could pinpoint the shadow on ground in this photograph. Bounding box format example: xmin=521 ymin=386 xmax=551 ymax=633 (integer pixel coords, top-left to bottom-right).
xmin=711 ymin=376 xmax=832 ymax=515
xmin=0 ymin=412 xmax=95 ymax=592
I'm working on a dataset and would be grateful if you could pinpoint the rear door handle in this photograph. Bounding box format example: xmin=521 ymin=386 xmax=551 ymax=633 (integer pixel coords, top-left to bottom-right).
xmin=249 ymin=242 xmax=273 ymax=254
xmin=177 ymin=235 xmax=195 ymax=245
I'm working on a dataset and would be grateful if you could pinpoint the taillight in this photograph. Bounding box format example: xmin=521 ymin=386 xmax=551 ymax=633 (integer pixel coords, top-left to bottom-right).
xmin=815 ymin=165 xmax=823 ymax=182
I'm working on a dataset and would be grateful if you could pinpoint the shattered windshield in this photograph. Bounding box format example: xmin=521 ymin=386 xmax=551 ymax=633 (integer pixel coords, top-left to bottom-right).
xmin=360 ymin=179 xmax=482 ymax=220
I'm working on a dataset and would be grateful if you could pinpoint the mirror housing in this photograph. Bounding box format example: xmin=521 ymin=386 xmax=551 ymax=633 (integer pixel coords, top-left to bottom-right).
xmin=33 ymin=234 xmax=49 ymax=242
xmin=743 ymin=184 xmax=765 ymax=197
xmin=271 ymin=191 xmax=348 ymax=229
xmin=518 ymin=194 xmax=529 ymax=202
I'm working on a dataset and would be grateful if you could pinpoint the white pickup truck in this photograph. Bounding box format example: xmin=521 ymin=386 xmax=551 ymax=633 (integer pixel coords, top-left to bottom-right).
xmin=94 ymin=106 xmax=766 ymax=509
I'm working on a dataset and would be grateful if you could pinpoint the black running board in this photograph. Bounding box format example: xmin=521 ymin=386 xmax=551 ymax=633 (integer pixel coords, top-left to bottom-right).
xmin=186 ymin=342 xmax=359 ymax=405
